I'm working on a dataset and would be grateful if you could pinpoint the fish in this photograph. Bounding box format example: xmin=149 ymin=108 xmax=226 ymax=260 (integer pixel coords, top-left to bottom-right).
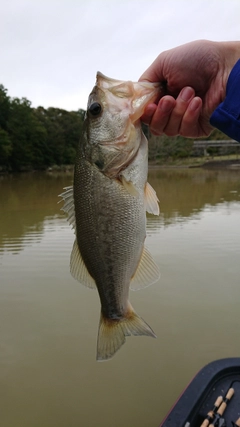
xmin=60 ymin=72 xmax=160 ymax=361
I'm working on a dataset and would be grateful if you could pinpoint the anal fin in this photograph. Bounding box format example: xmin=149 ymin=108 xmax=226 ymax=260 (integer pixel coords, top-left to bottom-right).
xmin=130 ymin=246 xmax=160 ymax=291
xmin=70 ymin=239 xmax=96 ymax=289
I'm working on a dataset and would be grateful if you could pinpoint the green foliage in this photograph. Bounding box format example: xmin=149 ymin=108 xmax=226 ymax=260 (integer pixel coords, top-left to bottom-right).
xmin=0 ymin=85 xmax=10 ymax=131
xmin=0 ymin=84 xmax=85 ymax=172
xmin=0 ymin=128 xmax=12 ymax=164
xmin=149 ymin=129 xmax=239 ymax=162
xmin=148 ymin=134 xmax=193 ymax=161
xmin=203 ymin=128 xmax=232 ymax=141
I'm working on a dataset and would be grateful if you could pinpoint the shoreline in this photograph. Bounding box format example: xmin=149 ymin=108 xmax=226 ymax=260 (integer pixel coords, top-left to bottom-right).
xmin=148 ymin=158 xmax=240 ymax=170
xmin=1 ymin=158 xmax=240 ymax=176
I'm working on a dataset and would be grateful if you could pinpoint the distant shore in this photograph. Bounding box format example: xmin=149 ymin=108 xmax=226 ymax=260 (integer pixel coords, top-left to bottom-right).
xmin=1 ymin=156 xmax=240 ymax=175
xmin=148 ymin=155 xmax=240 ymax=170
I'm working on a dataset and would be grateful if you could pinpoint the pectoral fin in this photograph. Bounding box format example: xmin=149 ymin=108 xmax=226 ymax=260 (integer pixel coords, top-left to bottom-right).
xmin=144 ymin=182 xmax=160 ymax=215
xmin=121 ymin=176 xmax=139 ymax=197
xmin=130 ymin=246 xmax=160 ymax=291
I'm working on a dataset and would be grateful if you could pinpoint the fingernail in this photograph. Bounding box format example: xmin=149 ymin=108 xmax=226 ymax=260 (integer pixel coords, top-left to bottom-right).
xmin=189 ymin=98 xmax=201 ymax=111
xmin=160 ymin=99 xmax=174 ymax=113
xmin=180 ymin=87 xmax=194 ymax=102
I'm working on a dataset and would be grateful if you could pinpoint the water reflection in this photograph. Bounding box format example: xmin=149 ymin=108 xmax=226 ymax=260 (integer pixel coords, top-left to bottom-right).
xmin=0 ymin=172 xmax=73 ymax=254
xmin=148 ymin=168 xmax=240 ymax=224
xmin=0 ymin=169 xmax=240 ymax=254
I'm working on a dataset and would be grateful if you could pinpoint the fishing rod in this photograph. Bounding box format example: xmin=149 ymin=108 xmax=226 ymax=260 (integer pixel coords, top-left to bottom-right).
xmin=232 ymin=417 xmax=240 ymax=427
xmin=200 ymin=396 xmax=223 ymax=427
xmin=200 ymin=387 xmax=234 ymax=427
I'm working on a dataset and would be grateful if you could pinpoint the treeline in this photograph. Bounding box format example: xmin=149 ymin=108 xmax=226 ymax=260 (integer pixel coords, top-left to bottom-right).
xmin=0 ymin=84 xmax=235 ymax=172
xmin=0 ymin=84 xmax=85 ymax=172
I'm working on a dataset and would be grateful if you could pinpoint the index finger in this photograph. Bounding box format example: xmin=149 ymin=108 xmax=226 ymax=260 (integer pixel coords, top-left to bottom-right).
xmin=141 ymin=103 xmax=157 ymax=125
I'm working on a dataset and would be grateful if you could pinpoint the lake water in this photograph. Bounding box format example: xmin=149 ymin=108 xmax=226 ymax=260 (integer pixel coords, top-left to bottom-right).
xmin=0 ymin=168 xmax=240 ymax=427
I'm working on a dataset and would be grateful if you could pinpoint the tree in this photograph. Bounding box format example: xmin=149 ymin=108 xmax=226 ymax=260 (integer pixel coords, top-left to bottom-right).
xmin=34 ymin=107 xmax=85 ymax=166
xmin=7 ymin=97 xmax=35 ymax=170
xmin=0 ymin=128 xmax=12 ymax=165
xmin=0 ymin=83 xmax=86 ymax=171
xmin=0 ymin=85 xmax=10 ymax=131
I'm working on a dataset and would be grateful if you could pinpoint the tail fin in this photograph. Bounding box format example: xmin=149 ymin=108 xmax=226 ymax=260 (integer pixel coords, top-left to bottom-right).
xmin=97 ymin=303 xmax=156 ymax=361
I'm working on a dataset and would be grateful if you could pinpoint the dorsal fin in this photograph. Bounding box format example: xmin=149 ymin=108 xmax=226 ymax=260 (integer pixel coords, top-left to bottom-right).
xmin=130 ymin=246 xmax=160 ymax=291
xmin=59 ymin=187 xmax=96 ymax=289
xmin=59 ymin=186 xmax=76 ymax=230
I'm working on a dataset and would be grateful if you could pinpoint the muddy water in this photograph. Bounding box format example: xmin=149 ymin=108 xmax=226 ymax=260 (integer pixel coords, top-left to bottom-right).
xmin=0 ymin=168 xmax=240 ymax=427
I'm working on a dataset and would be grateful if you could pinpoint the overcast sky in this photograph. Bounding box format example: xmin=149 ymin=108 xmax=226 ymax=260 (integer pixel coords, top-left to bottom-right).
xmin=1 ymin=0 xmax=240 ymax=111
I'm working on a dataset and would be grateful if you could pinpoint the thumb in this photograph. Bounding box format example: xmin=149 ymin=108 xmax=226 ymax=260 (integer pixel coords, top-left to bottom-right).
xmin=139 ymin=55 xmax=166 ymax=83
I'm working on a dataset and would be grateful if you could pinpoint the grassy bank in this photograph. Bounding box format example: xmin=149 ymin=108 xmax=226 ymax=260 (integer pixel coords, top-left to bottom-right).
xmin=149 ymin=154 xmax=240 ymax=169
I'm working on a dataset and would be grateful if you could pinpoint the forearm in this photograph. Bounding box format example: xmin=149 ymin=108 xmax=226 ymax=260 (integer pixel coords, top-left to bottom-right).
xmin=210 ymin=58 xmax=240 ymax=142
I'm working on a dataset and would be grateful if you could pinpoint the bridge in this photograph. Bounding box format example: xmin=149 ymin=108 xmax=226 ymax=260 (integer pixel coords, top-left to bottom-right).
xmin=193 ymin=140 xmax=239 ymax=148
xmin=193 ymin=140 xmax=239 ymax=156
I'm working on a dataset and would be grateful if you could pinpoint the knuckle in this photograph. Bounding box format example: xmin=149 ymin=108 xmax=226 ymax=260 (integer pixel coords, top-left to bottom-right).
xmin=150 ymin=127 xmax=162 ymax=136
xmin=165 ymin=129 xmax=179 ymax=137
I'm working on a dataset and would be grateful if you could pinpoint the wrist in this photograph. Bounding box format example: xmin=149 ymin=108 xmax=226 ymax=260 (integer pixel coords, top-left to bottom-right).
xmin=221 ymin=41 xmax=240 ymax=74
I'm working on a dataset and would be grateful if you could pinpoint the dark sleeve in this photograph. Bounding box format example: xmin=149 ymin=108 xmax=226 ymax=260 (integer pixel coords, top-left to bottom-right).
xmin=210 ymin=59 xmax=240 ymax=142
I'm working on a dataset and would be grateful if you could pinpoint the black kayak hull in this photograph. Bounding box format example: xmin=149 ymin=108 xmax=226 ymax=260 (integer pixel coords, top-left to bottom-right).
xmin=160 ymin=358 xmax=240 ymax=427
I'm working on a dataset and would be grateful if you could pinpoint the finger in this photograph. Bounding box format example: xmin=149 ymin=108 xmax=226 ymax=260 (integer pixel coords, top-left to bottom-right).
xmin=141 ymin=103 xmax=157 ymax=125
xmin=139 ymin=53 xmax=164 ymax=83
xmin=179 ymin=97 xmax=202 ymax=137
xmin=149 ymin=96 xmax=176 ymax=135
xmin=162 ymin=87 xmax=195 ymax=136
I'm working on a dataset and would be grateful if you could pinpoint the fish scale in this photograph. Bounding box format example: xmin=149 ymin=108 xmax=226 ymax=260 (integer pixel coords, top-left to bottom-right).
xmin=74 ymin=159 xmax=144 ymax=306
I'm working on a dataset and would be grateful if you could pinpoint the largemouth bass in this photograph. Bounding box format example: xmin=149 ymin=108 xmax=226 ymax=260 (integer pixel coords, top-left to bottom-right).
xmin=60 ymin=72 xmax=160 ymax=361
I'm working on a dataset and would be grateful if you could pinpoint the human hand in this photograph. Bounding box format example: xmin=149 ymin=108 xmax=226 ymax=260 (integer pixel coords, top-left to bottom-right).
xmin=139 ymin=40 xmax=240 ymax=138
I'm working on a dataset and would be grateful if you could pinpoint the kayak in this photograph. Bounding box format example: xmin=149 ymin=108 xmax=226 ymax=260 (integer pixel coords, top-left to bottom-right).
xmin=160 ymin=358 xmax=240 ymax=427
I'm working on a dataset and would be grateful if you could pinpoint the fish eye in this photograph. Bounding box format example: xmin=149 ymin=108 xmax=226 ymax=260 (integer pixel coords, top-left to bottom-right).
xmin=88 ymin=102 xmax=102 ymax=117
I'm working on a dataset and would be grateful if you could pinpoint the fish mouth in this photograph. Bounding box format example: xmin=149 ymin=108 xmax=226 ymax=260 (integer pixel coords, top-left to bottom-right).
xmin=130 ymin=81 xmax=160 ymax=123
xmin=95 ymin=72 xmax=161 ymax=123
